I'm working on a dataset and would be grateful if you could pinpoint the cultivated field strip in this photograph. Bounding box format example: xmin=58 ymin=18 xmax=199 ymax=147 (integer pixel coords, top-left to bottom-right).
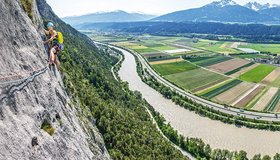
xmin=235 ymin=85 xmax=265 ymax=108
xmin=143 ymin=52 xmax=169 ymax=58
xmin=239 ymin=64 xmax=277 ymax=83
xmin=213 ymin=82 xmax=255 ymax=104
xmin=231 ymin=84 xmax=259 ymax=106
xmin=274 ymin=101 xmax=280 ymax=113
xmin=192 ymin=78 xmax=229 ymax=93
xmin=261 ymin=68 xmax=280 ymax=85
xmin=231 ymin=63 xmax=259 ymax=78
xmin=265 ymin=89 xmax=280 ymax=112
xmin=152 ymin=61 xmax=197 ymax=76
xmin=194 ymin=56 xmax=232 ymax=67
xmin=196 ymin=79 xmax=233 ymax=95
xmin=253 ymin=87 xmax=279 ymax=111
xmin=150 ymin=58 xmax=183 ymax=65
xmin=207 ymin=58 xmax=250 ymax=74
xmin=165 ymin=68 xmax=226 ymax=92
xmin=202 ymin=79 xmax=242 ymax=99
xmin=225 ymin=62 xmax=255 ymax=76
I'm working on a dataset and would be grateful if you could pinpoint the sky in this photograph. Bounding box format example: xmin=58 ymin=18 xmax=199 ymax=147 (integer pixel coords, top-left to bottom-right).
xmin=46 ymin=0 xmax=280 ymax=18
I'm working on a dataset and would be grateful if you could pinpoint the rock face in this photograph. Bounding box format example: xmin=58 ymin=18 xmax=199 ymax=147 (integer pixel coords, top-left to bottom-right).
xmin=0 ymin=0 xmax=110 ymax=159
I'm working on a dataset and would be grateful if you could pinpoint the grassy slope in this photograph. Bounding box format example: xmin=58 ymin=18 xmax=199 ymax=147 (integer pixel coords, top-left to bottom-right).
xmin=239 ymin=64 xmax=276 ymax=83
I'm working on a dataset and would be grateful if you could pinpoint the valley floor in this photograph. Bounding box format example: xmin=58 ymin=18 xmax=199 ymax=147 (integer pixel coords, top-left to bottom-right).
xmin=117 ymin=45 xmax=280 ymax=158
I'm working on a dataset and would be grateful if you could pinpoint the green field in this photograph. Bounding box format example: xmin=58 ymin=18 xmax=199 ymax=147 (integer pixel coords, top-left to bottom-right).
xmin=165 ymin=68 xmax=226 ymax=91
xmin=152 ymin=61 xmax=198 ymax=76
xmin=201 ymin=79 xmax=242 ymax=99
xmin=194 ymin=56 xmax=232 ymax=67
xmin=239 ymin=64 xmax=276 ymax=83
xmin=239 ymin=43 xmax=280 ymax=54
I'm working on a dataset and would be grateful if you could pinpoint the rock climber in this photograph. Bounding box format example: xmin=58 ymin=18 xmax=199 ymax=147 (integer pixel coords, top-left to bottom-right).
xmin=43 ymin=22 xmax=64 ymax=70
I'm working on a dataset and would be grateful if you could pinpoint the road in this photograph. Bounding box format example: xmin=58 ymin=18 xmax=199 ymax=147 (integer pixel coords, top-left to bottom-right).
xmin=106 ymin=43 xmax=280 ymax=122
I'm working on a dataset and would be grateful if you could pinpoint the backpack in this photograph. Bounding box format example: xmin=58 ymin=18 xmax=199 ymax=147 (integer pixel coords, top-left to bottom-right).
xmin=57 ymin=31 xmax=64 ymax=51
xmin=57 ymin=32 xmax=64 ymax=44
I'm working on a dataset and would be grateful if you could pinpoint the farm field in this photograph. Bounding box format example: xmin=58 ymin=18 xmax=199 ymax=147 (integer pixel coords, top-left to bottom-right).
xmin=193 ymin=56 xmax=232 ymax=67
xmin=235 ymin=85 xmax=265 ymax=108
xmin=261 ymin=68 xmax=280 ymax=86
xmin=196 ymin=79 xmax=232 ymax=95
xmin=201 ymin=79 xmax=242 ymax=99
xmin=143 ymin=52 xmax=169 ymax=58
xmin=265 ymin=89 xmax=280 ymax=112
xmin=252 ymin=87 xmax=278 ymax=111
xmin=272 ymin=75 xmax=280 ymax=87
xmin=165 ymin=68 xmax=227 ymax=92
xmin=150 ymin=58 xmax=183 ymax=65
xmin=213 ymin=82 xmax=255 ymax=104
xmin=230 ymin=63 xmax=259 ymax=77
xmin=207 ymin=58 xmax=250 ymax=74
xmin=225 ymin=62 xmax=255 ymax=76
xmin=239 ymin=43 xmax=280 ymax=54
xmin=192 ymin=78 xmax=229 ymax=93
xmin=191 ymin=40 xmax=240 ymax=54
xmin=239 ymin=64 xmax=276 ymax=83
xmin=152 ymin=61 xmax=197 ymax=76
xmin=232 ymin=53 xmax=271 ymax=59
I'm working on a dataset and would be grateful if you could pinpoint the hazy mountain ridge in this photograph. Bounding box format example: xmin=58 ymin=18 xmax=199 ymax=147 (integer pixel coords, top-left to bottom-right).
xmin=62 ymin=10 xmax=156 ymax=25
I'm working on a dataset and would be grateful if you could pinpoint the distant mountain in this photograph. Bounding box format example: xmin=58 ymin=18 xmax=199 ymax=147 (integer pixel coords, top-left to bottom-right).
xmin=151 ymin=0 xmax=275 ymax=23
xmin=244 ymin=2 xmax=280 ymax=11
xmin=259 ymin=7 xmax=280 ymax=21
xmin=62 ymin=10 xmax=156 ymax=25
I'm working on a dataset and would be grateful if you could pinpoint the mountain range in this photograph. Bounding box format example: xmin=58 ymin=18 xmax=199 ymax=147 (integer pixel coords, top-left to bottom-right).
xmin=152 ymin=0 xmax=280 ymax=23
xmin=63 ymin=0 xmax=280 ymax=25
xmin=62 ymin=10 xmax=156 ymax=25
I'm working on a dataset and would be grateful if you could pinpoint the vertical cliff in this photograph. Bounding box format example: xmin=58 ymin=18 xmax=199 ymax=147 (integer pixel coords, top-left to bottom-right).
xmin=0 ymin=0 xmax=110 ymax=159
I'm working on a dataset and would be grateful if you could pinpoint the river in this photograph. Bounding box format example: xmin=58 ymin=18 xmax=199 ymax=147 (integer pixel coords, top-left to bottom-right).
xmin=117 ymin=47 xmax=280 ymax=157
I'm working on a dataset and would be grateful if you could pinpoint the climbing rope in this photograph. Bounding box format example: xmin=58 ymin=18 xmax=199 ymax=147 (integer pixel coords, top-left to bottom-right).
xmin=0 ymin=65 xmax=49 ymax=86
